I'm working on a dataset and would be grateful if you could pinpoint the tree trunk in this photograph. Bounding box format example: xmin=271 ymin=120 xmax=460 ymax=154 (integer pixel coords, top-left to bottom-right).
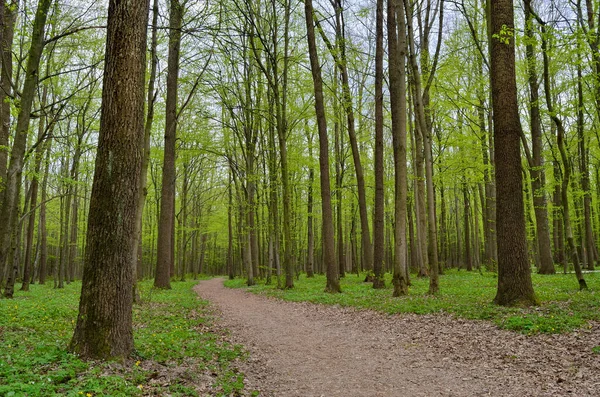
xmin=463 ymin=182 xmax=472 ymax=271
xmin=491 ymin=0 xmax=536 ymax=306
xmin=304 ymin=0 xmax=340 ymax=293
xmin=0 ymin=0 xmax=18 ymax=182
xmin=38 ymin=143 xmax=51 ymax=285
xmin=553 ymin=160 xmax=567 ymax=272
xmin=577 ymin=62 xmax=595 ymax=270
xmin=133 ymin=0 xmax=159 ymax=286
xmin=389 ymin=0 xmax=409 ymax=296
xmin=523 ymin=0 xmax=555 ymax=275
xmin=21 ymin=87 xmax=49 ymax=291
xmin=155 ymin=0 xmax=182 ymax=290
xmin=332 ymin=0 xmax=373 ymax=274
xmin=306 ymin=128 xmax=315 ymax=278
xmin=334 ymin=97 xmax=345 ymax=278
xmin=537 ymin=14 xmax=587 ymax=289
xmin=69 ymin=0 xmax=148 ymax=359
xmin=0 ymin=0 xmax=52 ymax=298
xmin=372 ymin=0 xmax=385 ymax=288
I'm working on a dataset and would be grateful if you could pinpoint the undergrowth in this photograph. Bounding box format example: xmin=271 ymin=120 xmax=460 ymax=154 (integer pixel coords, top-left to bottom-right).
xmin=225 ymin=269 xmax=600 ymax=335
xmin=0 ymin=279 xmax=248 ymax=396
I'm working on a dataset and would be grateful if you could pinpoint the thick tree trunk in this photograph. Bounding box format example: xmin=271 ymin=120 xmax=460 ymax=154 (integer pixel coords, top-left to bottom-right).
xmin=155 ymin=0 xmax=182 ymax=290
xmin=491 ymin=0 xmax=536 ymax=306
xmin=304 ymin=0 xmax=340 ymax=293
xmin=69 ymin=0 xmax=148 ymax=359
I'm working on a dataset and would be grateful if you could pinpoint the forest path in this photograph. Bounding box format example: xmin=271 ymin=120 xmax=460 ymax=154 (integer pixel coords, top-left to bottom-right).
xmin=194 ymin=278 xmax=599 ymax=396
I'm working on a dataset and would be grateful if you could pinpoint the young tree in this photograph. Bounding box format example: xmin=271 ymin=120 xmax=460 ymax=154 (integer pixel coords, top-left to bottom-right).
xmin=490 ymin=0 xmax=536 ymax=306
xmin=69 ymin=0 xmax=149 ymax=359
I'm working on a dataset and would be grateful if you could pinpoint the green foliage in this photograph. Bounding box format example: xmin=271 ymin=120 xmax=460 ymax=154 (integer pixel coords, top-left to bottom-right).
xmin=225 ymin=270 xmax=600 ymax=335
xmin=493 ymin=24 xmax=514 ymax=45
xmin=0 ymin=280 xmax=248 ymax=396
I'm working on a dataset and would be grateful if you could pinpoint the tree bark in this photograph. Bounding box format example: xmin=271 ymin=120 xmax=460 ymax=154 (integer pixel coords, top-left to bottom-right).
xmin=1 ymin=0 xmax=52 ymax=298
xmin=306 ymin=127 xmax=315 ymax=278
xmin=491 ymin=0 xmax=536 ymax=306
xmin=332 ymin=0 xmax=373 ymax=274
xmin=389 ymin=0 xmax=409 ymax=296
xmin=0 ymin=0 xmax=18 ymax=183
xmin=38 ymin=142 xmax=51 ymax=285
xmin=523 ymin=0 xmax=555 ymax=275
xmin=304 ymin=0 xmax=340 ymax=293
xmin=372 ymin=0 xmax=385 ymax=289
xmin=155 ymin=0 xmax=182 ymax=290
xmin=537 ymin=14 xmax=587 ymax=289
xmin=69 ymin=0 xmax=149 ymax=359
xmin=133 ymin=0 xmax=159 ymax=285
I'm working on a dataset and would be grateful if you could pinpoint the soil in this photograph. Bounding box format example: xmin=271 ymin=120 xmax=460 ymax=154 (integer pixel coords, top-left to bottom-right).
xmin=194 ymin=278 xmax=600 ymax=396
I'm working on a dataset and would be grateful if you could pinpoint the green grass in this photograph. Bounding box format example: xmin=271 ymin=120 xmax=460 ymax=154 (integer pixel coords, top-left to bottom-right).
xmin=0 ymin=279 xmax=248 ymax=397
xmin=225 ymin=269 xmax=600 ymax=335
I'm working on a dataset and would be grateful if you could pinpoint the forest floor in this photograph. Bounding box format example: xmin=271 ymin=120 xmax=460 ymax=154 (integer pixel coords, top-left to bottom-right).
xmin=195 ymin=277 xmax=600 ymax=397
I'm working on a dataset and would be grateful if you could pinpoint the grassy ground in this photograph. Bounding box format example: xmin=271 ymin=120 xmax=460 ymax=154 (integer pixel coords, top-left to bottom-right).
xmin=225 ymin=269 xmax=600 ymax=335
xmin=0 ymin=279 xmax=249 ymax=397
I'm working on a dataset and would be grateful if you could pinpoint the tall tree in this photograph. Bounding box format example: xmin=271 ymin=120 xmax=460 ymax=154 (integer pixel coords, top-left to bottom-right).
xmin=0 ymin=0 xmax=18 ymax=182
xmin=134 ymin=0 xmax=159 ymax=286
xmin=490 ymin=0 xmax=536 ymax=306
xmin=69 ymin=0 xmax=149 ymax=359
xmin=155 ymin=0 xmax=183 ymax=289
xmin=304 ymin=0 xmax=340 ymax=293
xmin=535 ymin=14 xmax=587 ymax=289
xmin=389 ymin=0 xmax=409 ymax=296
xmin=2 ymin=0 xmax=52 ymax=298
xmin=372 ymin=0 xmax=385 ymax=288
xmin=522 ymin=0 xmax=554 ymax=275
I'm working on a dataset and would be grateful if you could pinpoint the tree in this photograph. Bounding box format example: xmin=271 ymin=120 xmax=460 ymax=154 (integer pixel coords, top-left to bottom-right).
xmin=69 ymin=0 xmax=149 ymax=359
xmin=304 ymin=0 xmax=340 ymax=293
xmin=155 ymin=0 xmax=183 ymax=290
xmin=389 ymin=0 xmax=409 ymax=297
xmin=522 ymin=0 xmax=554 ymax=275
xmin=372 ymin=0 xmax=385 ymax=288
xmin=490 ymin=0 xmax=536 ymax=306
xmin=2 ymin=0 xmax=52 ymax=298
xmin=0 ymin=0 xmax=18 ymax=182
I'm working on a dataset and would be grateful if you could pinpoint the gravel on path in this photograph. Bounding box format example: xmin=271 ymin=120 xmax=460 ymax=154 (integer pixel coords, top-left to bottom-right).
xmin=194 ymin=278 xmax=600 ymax=397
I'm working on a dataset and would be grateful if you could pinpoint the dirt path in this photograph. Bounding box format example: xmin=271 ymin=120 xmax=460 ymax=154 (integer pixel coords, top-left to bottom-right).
xmin=194 ymin=278 xmax=600 ymax=396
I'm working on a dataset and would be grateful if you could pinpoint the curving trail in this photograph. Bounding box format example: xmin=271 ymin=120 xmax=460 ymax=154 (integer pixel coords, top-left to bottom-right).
xmin=194 ymin=278 xmax=600 ymax=396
